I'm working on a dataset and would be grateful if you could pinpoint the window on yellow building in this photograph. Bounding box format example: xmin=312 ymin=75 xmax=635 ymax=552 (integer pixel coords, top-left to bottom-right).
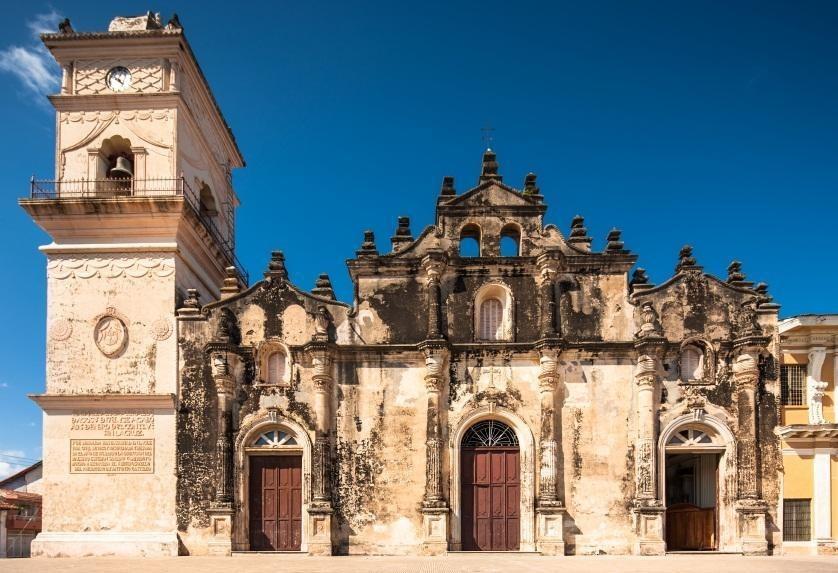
xmin=783 ymin=499 xmax=811 ymax=541
xmin=780 ymin=365 xmax=806 ymax=406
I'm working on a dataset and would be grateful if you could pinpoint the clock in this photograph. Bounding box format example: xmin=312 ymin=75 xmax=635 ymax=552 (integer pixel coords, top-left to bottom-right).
xmin=106 ymin=66 xmax=132 ymax=92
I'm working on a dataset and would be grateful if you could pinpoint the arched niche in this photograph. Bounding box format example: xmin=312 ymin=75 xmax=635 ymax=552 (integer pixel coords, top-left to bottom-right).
xmin=474 ymin=282 xmax=514 ymax=341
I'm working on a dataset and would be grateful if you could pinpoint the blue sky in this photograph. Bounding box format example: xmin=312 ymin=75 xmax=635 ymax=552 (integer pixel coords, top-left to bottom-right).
xmin=0 ymin=1 xmax=836 ymax=476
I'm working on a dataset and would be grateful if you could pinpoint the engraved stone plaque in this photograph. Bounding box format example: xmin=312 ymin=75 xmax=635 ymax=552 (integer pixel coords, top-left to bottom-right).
xmin=69 ymin=410 xmax=155 ymax=473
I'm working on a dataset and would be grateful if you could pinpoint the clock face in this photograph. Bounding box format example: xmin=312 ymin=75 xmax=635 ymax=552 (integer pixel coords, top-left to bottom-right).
xmin=106 ymin=66 xmax=132 ymax=92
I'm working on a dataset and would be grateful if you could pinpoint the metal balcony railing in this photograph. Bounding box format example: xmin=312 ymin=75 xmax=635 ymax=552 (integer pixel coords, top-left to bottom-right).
xmin=28 ymin=176 xmax=249 ymax=285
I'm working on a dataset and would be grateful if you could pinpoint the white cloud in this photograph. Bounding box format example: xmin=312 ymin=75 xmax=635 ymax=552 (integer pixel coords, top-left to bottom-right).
xmin=0 ymin=449 xmax=29 ymax=480
xmin=0 ymin=382 xmax=8 ymax=388
xmin=0 ymin=10 xmax=62 ymax=98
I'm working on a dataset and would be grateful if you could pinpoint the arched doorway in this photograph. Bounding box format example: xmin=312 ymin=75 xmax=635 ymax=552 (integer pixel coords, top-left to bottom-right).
xmin=246 ymin=427 xmax=303 ymax=551
xmin=662 ymin=423 xmax=726 ymax=551
xmin=461 ymin=420 xmax=521 ymax=551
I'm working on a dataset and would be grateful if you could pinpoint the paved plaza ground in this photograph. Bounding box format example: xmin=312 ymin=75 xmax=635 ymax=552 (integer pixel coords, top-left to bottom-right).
xmin=0 ymin=554 xmax=836 ymax=573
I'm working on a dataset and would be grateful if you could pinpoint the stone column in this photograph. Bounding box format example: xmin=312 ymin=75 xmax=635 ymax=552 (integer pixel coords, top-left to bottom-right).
xmin=732 ymin=339 xmax=769 ymax=555
xmin=535 ymin=344 xmax=566 ymax=555
xmin=536 ymin=251 xmax=560 ymax=339
xmin=422 ymin=251 xmax=446 ymax=340
xmin=307 ymin=342 xmax=334 ymax=555
xmin=207 ymin=352 xmax=236 ymax=556
xmin=814 ymin=447 xmax=833 ymax=548
xmin=420 ymin=342 xmax=449 ymax=555
xmin=632 ymin=337 xmax=666 ymax=555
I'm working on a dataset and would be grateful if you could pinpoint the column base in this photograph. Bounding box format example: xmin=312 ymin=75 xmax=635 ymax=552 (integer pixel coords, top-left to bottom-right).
xmin=421 ymin=506 xmax=449 ymax=555
xmin=207 ymin=505 xmax=234 ymax=556
xmin=307 ymin=503 xmax=333 ymax=556
xmin=632 ymin=500 xmax=666 ymax=556
xmin=31 ymin=531 xmax=178 ymax=557
xmin=536 ymin=503 xmax=565 ymax=556
xmin=736 ymin=499 xmax=768 ymax=556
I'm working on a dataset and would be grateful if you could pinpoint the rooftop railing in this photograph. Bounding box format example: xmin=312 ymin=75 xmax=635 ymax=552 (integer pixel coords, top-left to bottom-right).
xmin=28 ymin=176 xmax=249 ymax=285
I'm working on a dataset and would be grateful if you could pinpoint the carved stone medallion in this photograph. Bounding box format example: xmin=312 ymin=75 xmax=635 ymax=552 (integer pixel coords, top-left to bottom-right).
xmin=94 ymin=309 xmax=128 ymax=357
xmin=151 ymin=317 xmax=172 ymax=341
xmin=49 ymin=318 xmax=73 ymax=341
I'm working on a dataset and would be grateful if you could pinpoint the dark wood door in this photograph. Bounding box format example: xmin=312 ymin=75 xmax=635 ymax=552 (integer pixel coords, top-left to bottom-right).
xmin=666 ymin=503 xmax=716 ymax=550
xmin=462 ymin=447 xmax=520 ymax=551
xmin=249 ymin=455 xmax=302 ymax=551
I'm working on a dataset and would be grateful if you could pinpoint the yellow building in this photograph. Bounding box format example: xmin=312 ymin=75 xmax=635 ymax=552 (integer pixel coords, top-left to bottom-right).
xmin=778 ymin=315 xmax=838 ymax=554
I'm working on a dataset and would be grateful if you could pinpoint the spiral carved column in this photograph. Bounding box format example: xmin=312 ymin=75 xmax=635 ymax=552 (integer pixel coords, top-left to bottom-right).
xmin=732 ymin=339 xmax=769 ymax=555
xmin=306 ymin=342 xmax=334 ymax=555
xmin=631 ymin=336 xmax=666 ymax=555
xmin=420 ymin=341 xmax=449 ymax=554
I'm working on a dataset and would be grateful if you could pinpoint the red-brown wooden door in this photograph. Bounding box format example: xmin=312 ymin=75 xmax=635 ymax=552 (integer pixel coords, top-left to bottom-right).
xmin=462 ymin=448 xmax=520 ymax=551
xmin=249 ymin=455 xmax=302 ymax=551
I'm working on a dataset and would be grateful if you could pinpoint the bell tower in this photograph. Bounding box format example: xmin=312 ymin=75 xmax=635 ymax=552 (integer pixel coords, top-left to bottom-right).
xmin=19 ymin=12 xmax=245 ymax=557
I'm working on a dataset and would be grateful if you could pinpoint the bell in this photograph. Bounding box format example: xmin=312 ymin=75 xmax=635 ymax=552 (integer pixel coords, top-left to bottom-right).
xmin=109 ymin=156 xmax=133 ymax=179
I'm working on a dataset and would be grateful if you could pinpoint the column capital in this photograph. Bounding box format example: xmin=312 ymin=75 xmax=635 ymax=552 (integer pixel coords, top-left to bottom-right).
xmin=537 ymin=346 xmax=561 ymax=391
xmin=421 ymin=249 xmax=447 ymax=283
xmin=535 ymin=249 xmax=562 ymax=284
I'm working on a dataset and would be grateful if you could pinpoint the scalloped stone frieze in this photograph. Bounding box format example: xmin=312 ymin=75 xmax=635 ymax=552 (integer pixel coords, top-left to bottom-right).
xmin=48 ymin=256 xmax=175 ymax=280
xmin=60 ymin=109 xmax=171 ymax=124
xmin=74 ymin=58 xmax=164 ymax=95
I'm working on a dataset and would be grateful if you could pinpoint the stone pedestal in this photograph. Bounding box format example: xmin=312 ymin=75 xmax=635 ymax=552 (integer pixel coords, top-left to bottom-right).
xmin=307 ymin=505 xmax=333 ymax=556
xmin=536 ymin=504 xmax=566 ymax=555
xmin=206 ymin=505 xmax=234 ymax=556
xmin=421 ymin=507 xmax=449 ymax=555
xmin=737 ymin=501 xmax=768 ymax=556
xmin=632 ymin=503 xmax=666 ymax=555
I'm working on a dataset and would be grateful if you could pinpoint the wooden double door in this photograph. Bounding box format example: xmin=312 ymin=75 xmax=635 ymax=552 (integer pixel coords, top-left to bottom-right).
xmin=461 ymin=447 xmax=521 ymax=551
xmin=249 ymin=455 xmax=302 ymax=551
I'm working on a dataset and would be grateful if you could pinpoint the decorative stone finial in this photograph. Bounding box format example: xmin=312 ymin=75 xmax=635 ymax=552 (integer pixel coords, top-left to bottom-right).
xmin=568 ymin=215 xmax=592 ymax=251
xmin=166 ymin=13 xmax=182 ymax=30
xmin=736 ymin=298 xmax=763 ymax=338
xmin=58 ymin=18 xmax=74 ymax=34
xmin=312 ymin=273 xmax=336 ymax=300
xmin=605 ymin=228 xmax=625 ymax=253
xmin=177 ymin=288 xmax=202 ymax=319
xmin=264 ymin=250 xmax=288 ymax=281
xmin=440 ymin=176 xmax=456 ymax=196
xmin=356 ymin=230 xmax=378 ymax=257
xmin=220 ymin=266 xmax=240 ymax=299
xmin=184 ymin=288 xmax=200 ymax=308
xmin=479 ymin=149 xmax=502 ymax=183
xmin=391 ymin=216 xmax=414 ymax=253
xmin=636 ymin=301 xmax=663 ymax=339
xmin=313 ymin=305 xmax=333 ymax=341
xmin=108 ymin=11 xmax=163 ymax=32
xmin=630 ymin=268 xmax=654 ymax=292
xmin=523 ymin=173 xmax=539 ymax=195
xmin=727 ymin=261 xmax=745 ymax=283
xmin=675 ymin=245 xmax=698 ymax=273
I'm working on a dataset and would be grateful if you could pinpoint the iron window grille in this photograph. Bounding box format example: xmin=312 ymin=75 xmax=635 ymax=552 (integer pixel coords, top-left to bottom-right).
xmin=780 ymin=365 xmax=807 ymax=406
xmin=783 ymin=498 xmax=811 ymax=541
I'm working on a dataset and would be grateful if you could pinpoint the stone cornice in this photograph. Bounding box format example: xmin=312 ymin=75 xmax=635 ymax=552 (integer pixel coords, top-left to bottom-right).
xmin=29 ymin=393 xmax=176 ymax=410
xmin=777 ymin=424 xmax=838 ymax=441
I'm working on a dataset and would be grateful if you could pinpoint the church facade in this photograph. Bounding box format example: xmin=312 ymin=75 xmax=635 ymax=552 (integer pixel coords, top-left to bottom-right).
xmin=20 ymin=13 xmax=784 ymax=558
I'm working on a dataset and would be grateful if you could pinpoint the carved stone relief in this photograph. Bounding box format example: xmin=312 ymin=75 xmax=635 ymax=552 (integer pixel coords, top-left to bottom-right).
xmin=93 ymin=308 xmax=129 ymax=358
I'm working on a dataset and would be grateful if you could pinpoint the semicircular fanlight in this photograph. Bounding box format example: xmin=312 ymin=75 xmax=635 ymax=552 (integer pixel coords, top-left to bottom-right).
xmin=252 ymin=429 xmax=298 ymax=447
xmin=462 ymin=420 xmax=519 ymax=447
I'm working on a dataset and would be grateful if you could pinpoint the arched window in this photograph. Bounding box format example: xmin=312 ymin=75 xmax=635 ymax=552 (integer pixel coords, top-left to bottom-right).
xmin=500 ymin=224 xmax=521 ymax=257
xmin=98 ymin=135 xmax=134 ymax=195
xmin=460 ymin=224 xmax=481 ymax=257
xmin=474 ymin=283 xmax=514 ymax=342
xmin=479 ymin=298 xmax=503 ymax=340
xmin=252 ymin=429 xmax=298 ymax=447
xmin=265 ymin=350 xmax=286 ymax=385
xmin=462 ymin=420 xmax=519 ymax=447
xmin=198 ymin=182 xmax=218 ymax=217
xmin=681 ymin=345 xmax=704 ymax=381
